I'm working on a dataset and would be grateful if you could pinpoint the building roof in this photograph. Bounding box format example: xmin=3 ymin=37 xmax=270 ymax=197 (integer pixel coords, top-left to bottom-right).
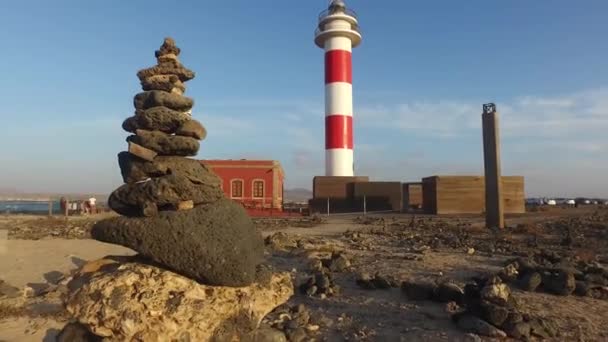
xmin=200 ymin=159 xmax=284 ymax=178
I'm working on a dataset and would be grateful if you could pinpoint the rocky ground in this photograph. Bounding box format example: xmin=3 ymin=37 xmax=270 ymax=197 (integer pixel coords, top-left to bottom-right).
xmin=1 ymin=207 xmax=608 ymax=341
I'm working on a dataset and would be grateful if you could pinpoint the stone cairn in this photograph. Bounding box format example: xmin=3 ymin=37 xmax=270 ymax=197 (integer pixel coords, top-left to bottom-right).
xmin=57 ymin=38 xmax=293 ymax=341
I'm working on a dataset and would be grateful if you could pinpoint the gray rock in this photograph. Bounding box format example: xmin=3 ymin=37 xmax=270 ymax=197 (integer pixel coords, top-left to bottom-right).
xmin=356 ymin=273 xmax=375 ymax=290
xmin=118 ymin=153 xmax=221 ymax=185
xmin=542 ymin=270 xmax=576 ymax=295
xmin=498 ymin=263 xmax=519 ymax=283
xmin=128 ymin=130 xmax=199 ymax=156
xmin=479 ymin=301 xmax=509 ymax=327
xmin=401 ymin=280 xmax=437 ymax=300
xmin=504 ymin=311 xmax=523 ymax=325
xmin=0 ymin=279 xmax=20 ymax=298
xmin=529 ymin=317 xmax=558 ymax=339
xmin=329 ymin=254 xmax=350 ymax=273
xmin=372 ymin=274 xmax=393 ymax=289
xmin=575 ymin=281 xmax=590 ymax=296
xmin=133 ymin=90 xmax=193 ymax=112
xmin=454 ymin=314 xmax=507 ymax=338
xmin=122 ymin=116 xmax=140 ymax=133
xmin=108 ymin=173 xmax=224 ymax=216
xmin=176 ymin=119 xmax=207 ymax=140
xmin=434 ymin=282 xmax=464 ymax=304
xmin=92 ymin=199 xmax=264 ymax=286
xmin=243 ymin=327 xmax=287 ymax=342
xmin=286 ymin=328 xmax=308 ymax=342
xmin=480 ymin=283 xmax=511 ymax=306
xmin=56 ymin=322 xmax=102 ymax=342
xmin=502 ymin=321 xmax=531 ymax=339
xmin=135 ymin=106 xmax=191 ymax=133
xmin=518 ymin=272 xmax=542 ymax=292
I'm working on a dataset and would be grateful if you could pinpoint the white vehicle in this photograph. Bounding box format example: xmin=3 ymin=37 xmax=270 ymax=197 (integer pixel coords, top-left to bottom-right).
xmin=546 ymin=200 xmax=557 ymax=206
xmin=566 ymin=199 xmax=576 ymax=206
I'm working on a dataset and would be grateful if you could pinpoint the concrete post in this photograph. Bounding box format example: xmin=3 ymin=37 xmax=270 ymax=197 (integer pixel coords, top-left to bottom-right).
xmin=48 ymin=199 xmax=53 ymax=217
xmin=327 ymin=198 xmax=330 ymax=217
xmin=482 ymin=103 xmax=505 ymax=229
xmin=363 ymin=195 xmax=367 ymax=216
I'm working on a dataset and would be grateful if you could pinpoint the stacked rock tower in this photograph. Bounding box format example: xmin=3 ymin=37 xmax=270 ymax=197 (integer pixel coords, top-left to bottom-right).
xmin=92 ymin=38 xmax=264 ymax=287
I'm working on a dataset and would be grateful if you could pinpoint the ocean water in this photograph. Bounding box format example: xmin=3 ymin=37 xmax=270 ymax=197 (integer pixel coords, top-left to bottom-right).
xmin=0 ymin=201 xmax=61 ymax=215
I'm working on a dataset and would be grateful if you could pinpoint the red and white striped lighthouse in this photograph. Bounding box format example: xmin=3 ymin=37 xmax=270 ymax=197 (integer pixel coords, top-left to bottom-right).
xmin=315 ymin=0 xmax=362 ymax=177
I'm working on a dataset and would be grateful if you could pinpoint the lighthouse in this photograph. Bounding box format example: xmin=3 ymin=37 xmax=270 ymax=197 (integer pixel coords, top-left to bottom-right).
xmin=315 ymin=0 xmax=362 ymax=177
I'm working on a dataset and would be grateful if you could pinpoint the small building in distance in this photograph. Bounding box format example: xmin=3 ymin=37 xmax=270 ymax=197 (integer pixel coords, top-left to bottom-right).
xmin=201 ymin=160 xmax=284 ymax=211
xmin=422 ymin=175 xmax=525 ymax=215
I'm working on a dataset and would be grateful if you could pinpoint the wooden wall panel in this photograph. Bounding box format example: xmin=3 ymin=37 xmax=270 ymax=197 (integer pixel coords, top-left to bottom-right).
xmin=422 ymin=176 xmax=525 ymax=214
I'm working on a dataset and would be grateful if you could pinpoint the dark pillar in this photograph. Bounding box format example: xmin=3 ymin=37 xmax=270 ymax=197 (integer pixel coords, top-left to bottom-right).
xmin=482 ymin=103 xmax=504 ymax=229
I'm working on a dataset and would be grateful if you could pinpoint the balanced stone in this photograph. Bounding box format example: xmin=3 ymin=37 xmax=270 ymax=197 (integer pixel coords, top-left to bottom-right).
xmin=128 ymin=130 xmax=199 ymax=156
xmin=137 ymin=59 xmax=195 ymax=83
xmin=118 ymin=153 xmax=220 ymax=185
xmin=92 ymin=199 xmax=265 ymax=286
xmin=136 ymin=106 xmax=191 ymax=132
xmin=155 ymin=37 xmax=181 ymax=58
xmin=176 ymin=119 xmax=207 ymax=140
xmin=133 ymin=90 xmax=193 ymax=112
xmin=122 ymin=116 xmax=140 ymax=133
xmin=108 ymin=173 xmax=224 ymax=216
xmin=128 ymin=142 xmax=157 ymax=162
xmin=141 ymin=74 xmax=186 ymax=93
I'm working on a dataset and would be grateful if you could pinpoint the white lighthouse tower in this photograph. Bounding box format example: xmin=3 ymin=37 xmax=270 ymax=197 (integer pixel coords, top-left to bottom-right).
xmin=315 ymin=0 xmax=362 ymax=177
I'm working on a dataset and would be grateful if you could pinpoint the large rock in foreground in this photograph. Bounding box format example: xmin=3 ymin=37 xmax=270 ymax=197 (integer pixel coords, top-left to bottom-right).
xmin=92 ymin=199 xmax=264 ymax=286
xmin=65 ymin=258 xmax=293 ymax=341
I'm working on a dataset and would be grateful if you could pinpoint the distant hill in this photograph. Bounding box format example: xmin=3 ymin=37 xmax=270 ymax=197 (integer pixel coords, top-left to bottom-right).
xmin=284 ymin=188 xmax=312 ymax=202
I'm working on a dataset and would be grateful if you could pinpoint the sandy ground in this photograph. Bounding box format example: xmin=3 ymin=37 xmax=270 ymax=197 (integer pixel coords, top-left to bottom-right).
xmin=0 ymin=207 xmax=607 ymax=341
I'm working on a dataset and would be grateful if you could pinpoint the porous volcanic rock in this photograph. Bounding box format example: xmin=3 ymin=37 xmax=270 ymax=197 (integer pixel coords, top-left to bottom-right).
xmin=121 ymin=116 xmax=140 ymax=133
xmin=108 ymin=173 xmax=224 ymax=216
xmin=64 ymin=258 xmax=293 ymax=341
xmin=127 ymin=129 xmax=199 ymax=156
xmin=92 ymin=199 xmax=264 ymax=286
xmin=131 ymin=106 xmax=191 ymax=133
xmin=137 ymin=59 xmax=195 ymax=83
xmin=141 ymin=74 xmax=186 ymax=93
xmin=176 ymin=118 xmax=207 ymax=140
xmin=133 ymin=90 xmax=193 ymax=112
xmin=117 ymin=153 xmax=220 ymax=185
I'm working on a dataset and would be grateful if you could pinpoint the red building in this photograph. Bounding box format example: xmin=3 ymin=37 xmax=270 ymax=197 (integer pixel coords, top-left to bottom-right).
xmin=201 ymin=160 xmax=285 ymax=211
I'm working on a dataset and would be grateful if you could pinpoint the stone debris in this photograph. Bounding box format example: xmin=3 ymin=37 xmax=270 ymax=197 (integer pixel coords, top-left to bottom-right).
xmin=356 ymin=272 xmax=397 ymax=290
xmin=260 ymin=304 xmax=319 ymax=342
xmin=498 ymin=252 xmax=608 ymax=299
xmin=299 ymin=270 xmax=340 ymax=298
xmin=0 ymin=280 xmax=21 ymax=299
xmin=62 ymin=258 xmax=293 ymax=341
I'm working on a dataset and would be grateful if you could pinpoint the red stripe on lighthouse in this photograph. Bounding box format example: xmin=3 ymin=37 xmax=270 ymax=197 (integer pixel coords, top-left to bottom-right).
xmin=325 ymin=115 xmax=353 ymax=149
xmin=325 ymin=50 xmax=352 ymax=84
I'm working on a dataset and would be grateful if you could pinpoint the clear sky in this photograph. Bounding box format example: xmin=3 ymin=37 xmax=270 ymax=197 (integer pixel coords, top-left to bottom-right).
xmin=1 ymin=0 xmax=607 ymax=197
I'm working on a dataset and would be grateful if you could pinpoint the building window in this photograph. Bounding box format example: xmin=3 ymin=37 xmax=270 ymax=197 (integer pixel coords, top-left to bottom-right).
xmin=231 ymin=179 xmax=243 ymax=198
xmin=253 ymin=180 xmax=265 ymax=198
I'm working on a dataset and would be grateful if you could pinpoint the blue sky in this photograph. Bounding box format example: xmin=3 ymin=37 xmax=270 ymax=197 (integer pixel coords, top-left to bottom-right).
xmin=1 ymin=0 xmax=607 ymax=197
